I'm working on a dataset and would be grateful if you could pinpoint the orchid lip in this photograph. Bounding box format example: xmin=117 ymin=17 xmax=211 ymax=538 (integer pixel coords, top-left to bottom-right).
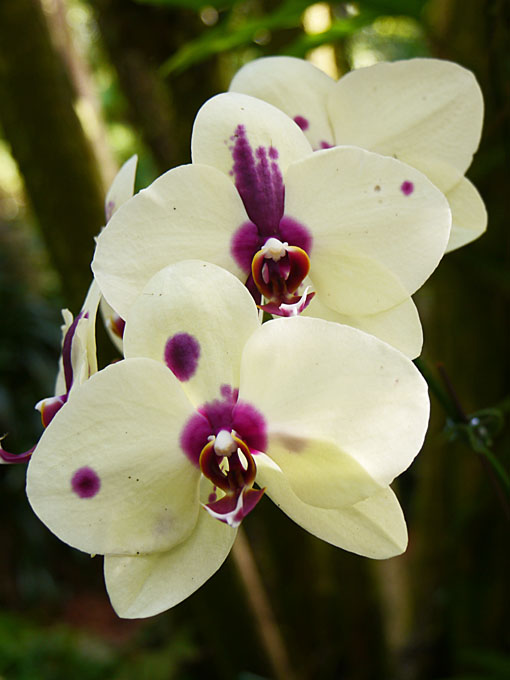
xmin=199 ymin=429 xmax=264 ymax=526
xmin=251 ymin=243 xmax=312 ymax=314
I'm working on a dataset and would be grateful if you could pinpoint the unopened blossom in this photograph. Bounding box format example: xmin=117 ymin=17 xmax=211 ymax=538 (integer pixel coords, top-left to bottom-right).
xmin=27 ymin=261 xmax=429 ymax=618
xmin=100 ymin=154 xmax=138 ymax=353
xmin=230 ymin=56 xmax=486 ymax=252
xmin=0 ymin=281 xmax=100 ymax=464
xmin=93 ymin=92 xmax=451 ymax=359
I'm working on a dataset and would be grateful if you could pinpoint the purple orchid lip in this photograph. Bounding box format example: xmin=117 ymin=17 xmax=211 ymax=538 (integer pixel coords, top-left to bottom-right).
xmin=181 ymin=385 xmax=267 ymax=467
xmin=180 ymin=385 xmax=267 ymax=526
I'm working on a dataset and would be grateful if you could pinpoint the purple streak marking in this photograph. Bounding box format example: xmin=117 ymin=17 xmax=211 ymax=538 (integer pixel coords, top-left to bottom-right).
xmin=71 ymin=466 xmax=101 ymax=498
xmin=400 ymin=181 xmax=414 ymax=196
xmin=319 ymin=141 xmax=333 ymax=150
xmin=164 ymin=333 xmax=200 ymax=382
xmin=0 ymin=444 xmax=35 ymax=464
xmin=231 ymin=124 xmax=284 ymax=237
xmin=180 ymin=385 xmax=266 ymax=465
xmin=62 ymin=311 xmax=87 ymax=394
xmin=294 ymin=115 xmax=309 ymax=131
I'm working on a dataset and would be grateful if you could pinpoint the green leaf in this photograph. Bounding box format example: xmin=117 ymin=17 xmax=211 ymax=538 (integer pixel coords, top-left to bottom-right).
xmin=159 ymin=0 xmax=313 ymax=77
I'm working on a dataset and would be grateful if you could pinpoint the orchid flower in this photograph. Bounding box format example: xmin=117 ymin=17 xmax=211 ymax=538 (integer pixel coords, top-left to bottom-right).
xmin=230 ymin=56 xmax=486 ymax=253
xmin=27 ymin=261 xmax=429 ymax=618
xmin=92 ymin=92 xmax=451 ymax=359
xmin=0 ymin=280 xmax=101 ymax=464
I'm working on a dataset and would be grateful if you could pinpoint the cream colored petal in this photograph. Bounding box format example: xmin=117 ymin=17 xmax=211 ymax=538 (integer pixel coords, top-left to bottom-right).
xmin=124 ymin=261 xmax=260 ymax=406
xmin=256 ymin=454 xmax=407 ymax=558
xmin=191 ymin=92 xmax=312 ymax=179
xmin=92 ymin=164 xmax=247 ymax=320
xmin=105 ymin=155 xmax=138 ymax=220
xmin=445 ymin=176 xmax=487 ymax=251
xmin=27 ymin=359 xmax=200 ymax=556
xmin=229 ymin=56 xmax=335 ymax=150
xmin=303 ymin=291 xmax=423 ymax=359
xmin=240 ymin=317 xmax=429 ymax=487
xmin=104 ymin=509 xmax=236 ymax=618
xmin=329 ymin=58 xmax=483 ymax=190
xmin=263 ymin=435 xmax=383 ymax=509
xmin=99 ymin=296 xmax=124 ymax=355
xmin=284 ymin=146 xmax=451 ymax=298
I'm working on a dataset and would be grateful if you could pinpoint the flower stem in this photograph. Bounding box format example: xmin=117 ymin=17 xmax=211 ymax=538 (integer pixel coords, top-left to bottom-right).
xmin=231 ymin=527 xmax=299 ymax=680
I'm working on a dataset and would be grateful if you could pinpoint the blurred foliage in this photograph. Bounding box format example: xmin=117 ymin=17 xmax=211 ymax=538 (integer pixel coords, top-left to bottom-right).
xmin=155 ymin=0 xmax=430 ymax=76
xmin=0 ymin=611 xmax=196 ymax=680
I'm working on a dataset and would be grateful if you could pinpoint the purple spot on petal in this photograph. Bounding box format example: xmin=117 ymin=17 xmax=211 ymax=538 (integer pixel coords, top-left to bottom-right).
xmin=400 ymin=180 xmax=414 ymax=196
xmin=105 ymin=199 xmax=115 ymax=221
xmin=231 ymin=221 xmax=263 ymax=272
xmin=220 ymin=384 xmax=239 ymax=401
xmin=232 ymin=401 xmax=267 ymax=453
xmin=294 ymin=115 xmax=309 ymax=131
xmin=268 ymin=146 xmax=279 ymax=159
xmin=164 ymin=333 xmax=200 ymax=381
xmin=319 ymin=141 xmax=333 ymax=150
xmin=180 ymin=411 xmax=211 ymax=466
xmin=278 ymin=216 xmax=313 ymax=255
xmin=72 ymin=467 xmax=101 ymax=498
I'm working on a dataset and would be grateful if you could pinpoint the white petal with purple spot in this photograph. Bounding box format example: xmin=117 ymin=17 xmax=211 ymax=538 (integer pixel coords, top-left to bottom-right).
xmin=284 ymin=145 xmax=451 ymax=298
xmin=229 ymin=56 xmax=335 ymax=151
xmin=124 ymin=261 xmax=260 ymax=406
xmin=27 ymin=358 xmax=200 ymax=556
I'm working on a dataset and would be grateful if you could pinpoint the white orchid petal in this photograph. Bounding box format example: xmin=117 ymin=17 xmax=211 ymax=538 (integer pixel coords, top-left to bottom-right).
xmin=100 ymin=296 xmax=124 ymax=354
xmin=284 ymin=146 xmax=451 ymax=297
xmin=92 ymin=164 xmax=247 ymax=319
xmin=445 ymin=176 xmax=487 ymax=252
xmin=192 ymin=92 xmax=313 ymax=180
xmin=124 ymin=261 xmax=260 ymax=406
xmin=303 ymin=291 xmax=423 ymax=359
xmin=256 ymin=453 xmax=407 ymax=558
xmin=27 ymin=359 xmax=200 ymax=556
xmin=105 ymin=155 xmax=138 ymax=221
xmin=262 ymin=435 xmax=383 ymax=509
xmin=104 ymin=509 xmax=236 ymax=618
xmin=329 ymin=58 xmax=483 ymax=188
xmin=229 ymin=56 xmax=335 ymax=151
xmin=240 ymin=317 xmax=429 ymax=487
